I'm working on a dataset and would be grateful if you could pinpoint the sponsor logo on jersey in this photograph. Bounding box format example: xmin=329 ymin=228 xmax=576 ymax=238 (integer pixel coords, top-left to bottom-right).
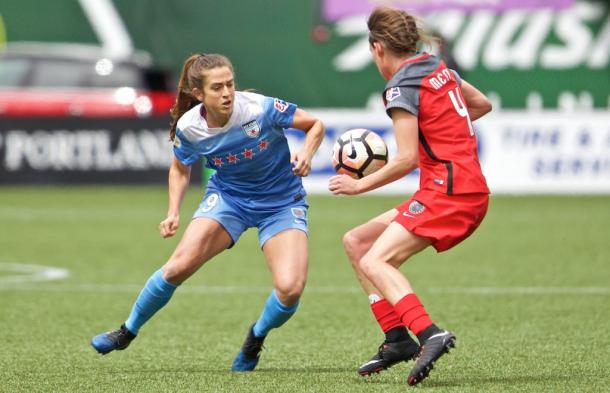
xmin=274 ymin=99 xmax=289 ymax=113
xmin=385 ymin=87 xmax=401 ymax=102
xmin=241 ymin=119 xmax=261 ymax=138
xmin=173 ymin=136 xmax=182 ymax=148
xmin=408 ymin=200 xmax=425 ymax=215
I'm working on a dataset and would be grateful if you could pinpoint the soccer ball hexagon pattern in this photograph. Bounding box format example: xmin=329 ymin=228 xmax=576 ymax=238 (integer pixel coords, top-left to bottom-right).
xmin=332 ymin=128 xmax=388 ymax=179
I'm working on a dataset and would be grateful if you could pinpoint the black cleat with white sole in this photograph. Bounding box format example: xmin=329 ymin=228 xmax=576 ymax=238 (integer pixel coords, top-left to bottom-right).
xmin=358 ymin=338 xmax=420 ymax=376
xmin=407 ymin=330 xmax=456 ymax=386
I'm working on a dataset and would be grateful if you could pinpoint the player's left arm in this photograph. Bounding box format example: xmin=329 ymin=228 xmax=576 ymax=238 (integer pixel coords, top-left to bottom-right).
xmin=290 ymin=108 xmax=325 ymax=177
xmin=329 ymin=108 xmax=419 ymax=195
xmin=460 ymin=80 xmax=492 ymax=121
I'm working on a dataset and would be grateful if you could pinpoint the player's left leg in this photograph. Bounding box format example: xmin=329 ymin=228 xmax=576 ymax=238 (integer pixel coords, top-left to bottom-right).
xmin=343 ymin=209 xmax=420 ymax=375
xmin=232 ymin=205 xmax=309 ymax=372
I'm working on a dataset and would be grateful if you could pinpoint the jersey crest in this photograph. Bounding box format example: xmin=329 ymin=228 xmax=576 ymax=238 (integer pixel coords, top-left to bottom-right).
xmin=242 ymin=119 xmax=261 ymax=138
xmin=408 ymin=200 xmax=425 ymax=214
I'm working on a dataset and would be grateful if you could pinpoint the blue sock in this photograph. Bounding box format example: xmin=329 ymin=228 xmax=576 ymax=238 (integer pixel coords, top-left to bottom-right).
xmin=252 ymin=289 xmax=299 ymax=338
xmin=124 ymin=269 xmax=178 ymax=335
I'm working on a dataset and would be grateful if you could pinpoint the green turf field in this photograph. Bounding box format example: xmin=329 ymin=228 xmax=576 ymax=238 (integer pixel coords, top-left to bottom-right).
xmin=0 ymin=187 xmax=608 ymax=392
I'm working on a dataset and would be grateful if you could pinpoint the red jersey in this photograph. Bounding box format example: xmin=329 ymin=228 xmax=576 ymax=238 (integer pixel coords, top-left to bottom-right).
xmin=383 ymin=53 xmax=489 ymax=195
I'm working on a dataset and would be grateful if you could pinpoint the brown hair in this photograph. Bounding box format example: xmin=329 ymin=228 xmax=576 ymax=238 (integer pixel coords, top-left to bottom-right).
xmin=169 ymin=53 xmax=233 ymax=140
xmin=367 ymin=6 xmax=432 ymax=56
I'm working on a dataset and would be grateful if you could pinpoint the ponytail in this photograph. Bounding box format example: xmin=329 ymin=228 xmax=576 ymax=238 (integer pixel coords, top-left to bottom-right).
xmin=169 ymin=55 xmax=200 ymax=141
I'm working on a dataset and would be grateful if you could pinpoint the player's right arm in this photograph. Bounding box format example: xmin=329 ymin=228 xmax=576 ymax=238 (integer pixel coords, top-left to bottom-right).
xmin=159 ymin=157 xmax=191 ymax=238
xmin=460 ymin=80 xmax=492 ymax=121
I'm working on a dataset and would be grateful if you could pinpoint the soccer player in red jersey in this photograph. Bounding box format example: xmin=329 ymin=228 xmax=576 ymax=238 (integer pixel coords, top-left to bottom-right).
xmin=329 ymin=6 xmax=492 ymax=386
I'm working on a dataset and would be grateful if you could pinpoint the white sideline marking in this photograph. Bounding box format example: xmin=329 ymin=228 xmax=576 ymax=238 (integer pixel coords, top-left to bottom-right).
xmin=0 ymin=283 xmax=328 ymax=294
xmin=0 ymin=281 xmax=608 ymax=295
xmin=0 ymin=207 xmax=153 ymax=222
xmin=0 ymin=263 xmax=70 ymax=284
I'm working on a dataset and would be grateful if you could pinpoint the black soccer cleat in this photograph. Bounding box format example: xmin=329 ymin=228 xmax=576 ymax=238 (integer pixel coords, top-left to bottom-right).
xmin=91 ymin=324 xmax=136 ymax=355
xmin=407 ymin=330 xmax=456 ymax=386
xmin=358 ymin=338 xmax=420 ymax=376
xmin=231 ymin=323 xmax=266 ymax=371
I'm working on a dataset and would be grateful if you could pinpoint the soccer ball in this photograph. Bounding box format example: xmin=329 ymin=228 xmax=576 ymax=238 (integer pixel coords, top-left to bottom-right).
xmin=332 ymin=129 xmax=388 ymax=179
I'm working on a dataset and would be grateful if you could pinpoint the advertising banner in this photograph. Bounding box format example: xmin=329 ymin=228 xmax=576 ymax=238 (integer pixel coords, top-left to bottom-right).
xmin=0 ymin=118 xmax=193 ymax=184
xmin=473 ymin=111 xmax=610 ymax=194
xmin=323 ymin=0 xmax=574 ymax=20
xmin=1 ymin=112 xmax=607 ymax=193
xmin=286 ymin=110 xmax=610 ymax=194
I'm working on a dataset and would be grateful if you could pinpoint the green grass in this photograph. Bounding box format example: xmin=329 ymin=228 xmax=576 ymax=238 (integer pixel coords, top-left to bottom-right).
xmin=0 ymin=186 xmax=609 ymax=392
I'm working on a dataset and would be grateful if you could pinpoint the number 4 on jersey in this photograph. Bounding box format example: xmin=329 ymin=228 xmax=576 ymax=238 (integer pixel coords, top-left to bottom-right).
xmin=448 ymin=88 xmax=474 ymax=136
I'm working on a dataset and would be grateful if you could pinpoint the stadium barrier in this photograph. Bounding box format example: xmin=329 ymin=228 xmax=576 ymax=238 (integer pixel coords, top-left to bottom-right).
xmin=0 ymin=117 xmax=202 ymax=184
xmin=1 ymin=112 xmax=608 ymax=193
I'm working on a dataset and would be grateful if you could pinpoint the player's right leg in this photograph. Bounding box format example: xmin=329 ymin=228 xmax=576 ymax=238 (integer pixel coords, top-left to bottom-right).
xmin=358 ymin=222 xmax=456 ymax=386
xmin=342 ymin=209 xmax=420 ymax=375
xmin=91 ymin=217 xmax=233 ymax=355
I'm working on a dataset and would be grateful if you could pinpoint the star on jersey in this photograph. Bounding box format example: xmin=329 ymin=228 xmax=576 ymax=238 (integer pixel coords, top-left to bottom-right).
xmin=243 ymin=148 xmax=254 ymax=159
xmin=227 ymin=153 xmax=239 ymax=164
xmin=212 ymin=157 xmax=223 ymax=167
xmin=211 ymin=140 xmax=269 ymax=167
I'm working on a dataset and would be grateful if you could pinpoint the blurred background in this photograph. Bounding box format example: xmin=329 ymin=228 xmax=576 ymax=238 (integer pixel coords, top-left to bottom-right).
xmin=1 ymin=2 xmax=609 ymax=392
xmin=1 ymin=0 xmax=608 ymax=192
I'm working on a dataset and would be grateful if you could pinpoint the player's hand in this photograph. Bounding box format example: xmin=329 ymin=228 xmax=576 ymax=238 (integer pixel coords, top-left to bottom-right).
xmin=328 ymin=174 xmax=361 ymax=195
xmin=159 ymin=214 xmax=180 ymax=238
xmin=291 ymin=150 xmax=312 ymax=177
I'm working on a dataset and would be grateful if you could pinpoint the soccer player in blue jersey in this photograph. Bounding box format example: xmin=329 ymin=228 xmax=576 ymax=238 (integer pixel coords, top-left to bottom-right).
xmin=91 ymin=53 xmax=324 ymax=372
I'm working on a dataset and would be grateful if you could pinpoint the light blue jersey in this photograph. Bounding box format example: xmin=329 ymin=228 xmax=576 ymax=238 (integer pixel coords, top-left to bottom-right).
xmin=173 ymin=91 xmax=305 ymax=210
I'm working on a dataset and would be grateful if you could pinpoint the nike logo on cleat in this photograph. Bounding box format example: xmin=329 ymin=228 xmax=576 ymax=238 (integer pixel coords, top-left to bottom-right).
xmin=361 ymin=360 xmax=380 ymax=367
xmin=428 ymin=331 xmax=451 ymax=340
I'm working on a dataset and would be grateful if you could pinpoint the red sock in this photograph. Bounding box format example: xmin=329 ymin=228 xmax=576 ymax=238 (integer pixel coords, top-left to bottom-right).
xmin=371 ymin=298 xmax=404 ymax=332
xmin=394 ymin=294 xmax=433 ymax=335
